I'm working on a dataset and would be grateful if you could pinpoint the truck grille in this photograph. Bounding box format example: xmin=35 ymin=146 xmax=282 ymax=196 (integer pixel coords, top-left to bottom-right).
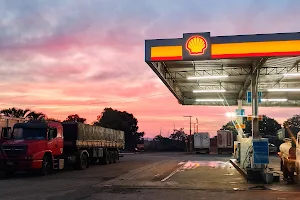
xmin=2 ymin=145 xmax=27 ymax=157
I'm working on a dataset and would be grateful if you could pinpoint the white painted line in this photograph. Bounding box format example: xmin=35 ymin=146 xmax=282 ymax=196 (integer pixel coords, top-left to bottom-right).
xmin=161 ymin=162 xmax=186 ymax=182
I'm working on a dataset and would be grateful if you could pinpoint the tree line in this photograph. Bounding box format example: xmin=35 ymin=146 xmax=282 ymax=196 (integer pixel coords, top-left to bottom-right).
xmin=153 ymin=114 xmax=300 ymax=150
xmin=221 ymin=114 xmax=300 ymax=138
xmin=0 ymin=107 xmax=144 ymax=150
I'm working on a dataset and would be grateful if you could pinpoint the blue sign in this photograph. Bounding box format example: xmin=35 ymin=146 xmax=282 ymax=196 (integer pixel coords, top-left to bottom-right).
xmin=252 ymin=139 xmax=269 ymax=164
xmin=258 ymin=92 xmax=262 ymax=103
xmin=246 ymin=91 xmax=262 ymax=103
xmin=247 ymin=92 xmax=251 ymax=103
xmin=235 ymin=109 xmax=245 ymax=116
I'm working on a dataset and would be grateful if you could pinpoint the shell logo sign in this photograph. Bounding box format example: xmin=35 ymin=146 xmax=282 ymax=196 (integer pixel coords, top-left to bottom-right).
xmin=186 ymin=35 xmax=207 ymax=55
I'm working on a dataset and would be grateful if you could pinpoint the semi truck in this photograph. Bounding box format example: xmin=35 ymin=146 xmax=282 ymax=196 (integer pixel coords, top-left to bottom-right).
xmin=194 ymin=132 xmax=210 ymax=154
xmin=0 ymin=120 xmax=125 ymax=177
xmin=217 ymin=130 xmax=233 ymax=154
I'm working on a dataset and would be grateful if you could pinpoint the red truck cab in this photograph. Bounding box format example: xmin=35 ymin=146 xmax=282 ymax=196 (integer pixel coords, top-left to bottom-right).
xmin=0 ymin=120 xmax=63 ymax=176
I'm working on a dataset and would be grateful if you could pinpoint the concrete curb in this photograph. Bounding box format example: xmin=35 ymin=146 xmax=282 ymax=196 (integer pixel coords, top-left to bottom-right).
xmin=230 ymin=159 xmax=247 ymax=179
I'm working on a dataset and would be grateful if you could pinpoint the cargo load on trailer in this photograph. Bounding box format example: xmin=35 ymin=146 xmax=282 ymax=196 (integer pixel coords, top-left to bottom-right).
xmin=194 ymin=132 xmax=210 ymax=154
xmin=0 ymin=120 xmax=125 ymax=178
xmin=217 ymin=130 xmax=233 ymax=154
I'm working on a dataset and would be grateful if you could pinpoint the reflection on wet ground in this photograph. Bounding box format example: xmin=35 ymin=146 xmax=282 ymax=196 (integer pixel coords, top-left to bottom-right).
xmin=179 ymin=160 xmax=233 ymax=171
xmin=160 ymin=160 xmax=300 ymax=192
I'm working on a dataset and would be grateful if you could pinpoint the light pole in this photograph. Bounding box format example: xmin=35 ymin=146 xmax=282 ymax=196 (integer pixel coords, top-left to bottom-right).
xmin=183 ymin=116 xmax=192 ymax=152
xmin=196 ymin=118 xmax=198 ymax=133
xmin=192 ymin=123 xmax=196 ymax=133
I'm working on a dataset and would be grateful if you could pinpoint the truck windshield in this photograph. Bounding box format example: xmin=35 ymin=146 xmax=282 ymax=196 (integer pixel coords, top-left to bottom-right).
xmin=12 ymin=128 xmax=47 ymax=140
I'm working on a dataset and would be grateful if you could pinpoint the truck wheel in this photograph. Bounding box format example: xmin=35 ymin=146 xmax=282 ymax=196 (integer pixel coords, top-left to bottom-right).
xmin=116 ymin=150 xmax=120 ymax=161
xmin=101 ymin=151 xmax=109 ymax=165
xmin=40 ymin=155 xmax=53 ymax=176
xmin=108 ymin=151 xmax=112 ymax=164
xmin=113 ymin=151 xmax=117 ymax=163
xmin=78 ymin=153 xmax=88 ymax=170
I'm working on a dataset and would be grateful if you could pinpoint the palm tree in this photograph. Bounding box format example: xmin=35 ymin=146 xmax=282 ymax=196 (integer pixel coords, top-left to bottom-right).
xmin=0 ymin=107 xmax=46 ymax=120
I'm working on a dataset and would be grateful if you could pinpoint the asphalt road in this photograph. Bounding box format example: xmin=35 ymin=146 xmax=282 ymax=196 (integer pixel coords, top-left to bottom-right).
xmin=0 ymin=152 xmax=299 ymax=200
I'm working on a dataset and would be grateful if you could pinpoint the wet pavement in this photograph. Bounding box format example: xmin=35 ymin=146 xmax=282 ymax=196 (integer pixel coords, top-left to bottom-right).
xmin=95 ymin=153 xmax=300 ymax=193
xmin=1 ymin=152 xmax=299 ymax=199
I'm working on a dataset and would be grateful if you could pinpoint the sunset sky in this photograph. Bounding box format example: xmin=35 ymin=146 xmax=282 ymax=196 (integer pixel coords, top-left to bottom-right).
xmin=1 ymin=0 xmax=300 ymax=138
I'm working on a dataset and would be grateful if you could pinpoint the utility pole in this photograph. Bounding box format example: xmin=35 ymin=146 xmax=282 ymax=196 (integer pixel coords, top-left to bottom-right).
xmin=183 ymin=116 xmax=192 ymax=152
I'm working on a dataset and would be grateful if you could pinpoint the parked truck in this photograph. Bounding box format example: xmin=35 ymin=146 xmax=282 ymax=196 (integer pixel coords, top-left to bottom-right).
xmin=194 ymin=132 xmax=210 ymax=154
xmin=0 ymin=120 xmax=125 ymax=177
xmin=217 ymin=130 xmax=233 ymax=154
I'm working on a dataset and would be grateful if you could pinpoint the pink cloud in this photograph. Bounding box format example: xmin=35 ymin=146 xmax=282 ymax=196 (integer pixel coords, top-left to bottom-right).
xmin=2 ymin=0 xmax=300 ymax=138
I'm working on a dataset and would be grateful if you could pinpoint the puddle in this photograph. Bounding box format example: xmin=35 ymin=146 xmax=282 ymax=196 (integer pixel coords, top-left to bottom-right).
xmin=179 ymin=160 xmax=233 ymax=171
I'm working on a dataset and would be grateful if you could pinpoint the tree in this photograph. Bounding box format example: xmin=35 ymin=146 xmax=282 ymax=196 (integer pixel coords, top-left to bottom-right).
xmin=169 ymin=128 xmax=186 ymax=141
xmin=64 ymin=114 xmax=86 ymax=123
xmin=1 ymin=107 xmax=31 ymax=118
xmin=0 ymin=107 xmax=45 ymax=120
xmin=94 ymin=107 xmax=144 ymax=150
xmin=221 ymin=115 xmax=281 ymax=137
xmin=221 ymin=121 xmax=238 ymax=136
xmin=283 ymin=115 xmax=300 ymax=137
xmin=154 ymin=135 xmax=166 ymax=141
xmin=46 ymin=117 xmax=61 ymax=122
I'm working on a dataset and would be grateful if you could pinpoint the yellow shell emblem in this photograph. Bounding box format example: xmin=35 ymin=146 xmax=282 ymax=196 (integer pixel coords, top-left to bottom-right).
xmin=186 ymin=35 xmax=207 ymax=55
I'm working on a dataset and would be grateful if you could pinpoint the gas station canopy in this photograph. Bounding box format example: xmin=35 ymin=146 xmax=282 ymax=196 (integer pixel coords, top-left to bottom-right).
xmin=145 ymin=32 xmax=300 ymax=107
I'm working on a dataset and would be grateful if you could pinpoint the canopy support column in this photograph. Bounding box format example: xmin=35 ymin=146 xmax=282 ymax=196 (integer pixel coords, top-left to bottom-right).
xmin=251 ymin=69 xmax=259 ymax=138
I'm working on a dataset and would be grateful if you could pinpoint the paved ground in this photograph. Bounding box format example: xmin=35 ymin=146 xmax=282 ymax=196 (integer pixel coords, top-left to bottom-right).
xmin=0 ymin=152 xmax=299 ymax=200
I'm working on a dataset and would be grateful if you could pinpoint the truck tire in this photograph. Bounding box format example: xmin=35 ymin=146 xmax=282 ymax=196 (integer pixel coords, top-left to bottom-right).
xmin=108 ymin=151 xmax=112 ymax=164
xmin=116 ymin=150 xmax=120 ymax=161
xmin=40 ymin=155 xmax=53 ymax=176
xmin=101 ymin=150 xmax=109 ymax=165
xmin=78 ymin=153 xmax=88 ymax=170
xmin=113 ymin=151 xmax=117 ymax=163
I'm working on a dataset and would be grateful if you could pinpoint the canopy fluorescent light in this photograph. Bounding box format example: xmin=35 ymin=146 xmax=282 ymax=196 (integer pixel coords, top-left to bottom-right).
xmin=268 ymin=88 xmax=300 ymax=92
xmin=193 ymin=89 xmax=226 ymax=93
xmin=261 ymin=99 xmax=288 ymax=102
xmin=187 ymin=75 xmax=228 ymax=80
xmin=195 ymin=99 xmax=224 ymax=102
xmin=283 ymin=73 xmax=300 ymax=77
